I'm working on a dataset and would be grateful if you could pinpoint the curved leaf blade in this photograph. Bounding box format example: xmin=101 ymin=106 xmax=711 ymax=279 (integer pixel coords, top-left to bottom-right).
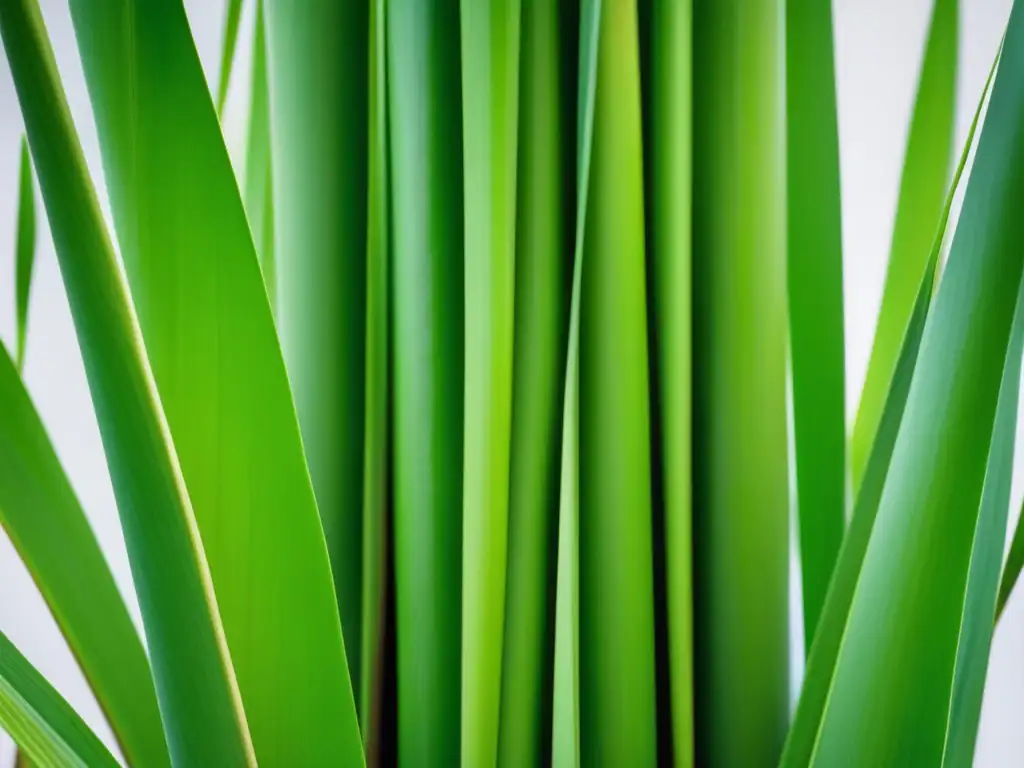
xmin=0 ymin=343 xmax=169 ymax=768
xmin=0 ymin=1 xmax=255 ymax=762
xmin=14 ymin=135 xmax=34 ymax=372
xmin=66 ymin=0 xmax=361 ymax=763
xmin=0 ymin=630 xmax=118 ymax=768
xmin=851 ymin=0 xmax=959 ymax=492
xmin=215 ymin=0 xmax=243 ymax=116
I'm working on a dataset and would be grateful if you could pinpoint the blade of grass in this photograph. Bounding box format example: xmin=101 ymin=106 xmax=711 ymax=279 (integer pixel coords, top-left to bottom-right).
xmin=579 ymin=2 xmax=657 ymax=764
xmin=0 ymin=630 xmax=118 ymax=768
xmin=941 ymin=237 xmax=1024 ymax=767
xmin=692 ymin=0 xmax=789 ymax=764
xmin=360 ymin=0 xmax=390 ymax=760
xmin=497 ymin=0 xmax=572 ymax=763
xmin=551 ymin=3 xmax=599 ymax=765
xmin=0 ymin=1 xmax=255 ymax=762
xmin=851 ymin=0 xmax=958 ymax=492
xmin=641 ymin=0 xmax=693 ymax=762
xmin=215 ymin=0 xmax=243 ymax=116
xmin=787 ymin=0 xmax=846 ymax=650
xmin=781 ymin=48 xmax=997 ymax=767
xmin=13 ymin=136 xmax=34 ymax=372
xmin=808 ymin=6 xmax=1024 ymax=761
xmin=998 ymin=500 xmax=1024 ymax=616
xmin=387 ymin=0 xmax=463 ymax=763
xmin=67 ymin=0 xmax=362 ymax=763
xmin=460 ymin=2 xmax=520 ymax=765
xmin=264 ymin=0 xmax=369 ymax=704
xmin=0 ymin=342 xmax=169 ymax=768
xmin=243 ymin=0 xmax=273 ymax=305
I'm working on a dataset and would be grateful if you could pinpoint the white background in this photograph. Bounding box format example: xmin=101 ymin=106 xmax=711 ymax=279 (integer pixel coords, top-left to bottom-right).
xmin=0 ymin=0 xmax=1019 ymax=764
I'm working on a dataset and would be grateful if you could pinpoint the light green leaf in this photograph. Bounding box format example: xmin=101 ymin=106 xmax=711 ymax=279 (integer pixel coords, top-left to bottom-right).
xmin=460 ymin=2 xmax=520 ymax=765
xmin=498 ymin=0 xmax=571 ymax=764
xmin=0 ymin=342 xmax=169 ymax=768
xmin=215 ymin=0 xmax=243 ymax=116
xmin=387 ymin=0 xmax=464 ymax=762
xmin=851 ymin=0 xmax=958 ymax=492
xmin=0 ymin=630 xmax=118 ymax=768
xmin=0 ymin=0 xmax=255 ymax=762
xmin=264 ymin=0 xmax=369 ymax=707
xmin=640 ymin=0 xmax=693 ymax=761
xmin=692 ymin=0 xmax=789 ymax=764
xmin=579 ymin=1 xmax=657 ymax=764
xmin=14 ymin=135 xmax=34 ymax=372
xmin=66 ymin=0 xmax=362 ymax=763
xmin=552 ymin=2 xmax=600 ymax=765
xmin=786 ymin=0 xmax=846 ymax=649
xmin=809 ymin=5 xmax=1024 ymax=761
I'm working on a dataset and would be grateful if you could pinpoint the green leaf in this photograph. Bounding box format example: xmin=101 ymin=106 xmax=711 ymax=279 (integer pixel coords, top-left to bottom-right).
xmin=998 ymin=499 xmax=1024 ymax=616
xmin=579 ymin=2 xmax=657 ymax=764
xmin=360 ymin=0 xmax=389 ymax=759
xmin=808 ymin=5 xmax=1024 ymax=761
xmin=851 ymin=0 xmax=959 ymax=492
xmin=264 ymin=0 xmax=369 ymax=708
xmin=692 ymin=0 xmax=789 ymax=764
xmin=387 ymin=0 xmax=464 ymax=762
xmin=460 ymin=2 xmax=520 ymax=765
xmin=552 ymin=2 xmax=600 ymax=765
xmin=215 ymin=0 xmax=243 ymax=116
xmin=243 ymin=0 xmax=274 ymax=306
xmin=781 ymin=43 xmax=998 ymax=768
xmin=641 ymin=0 xmax=693 ymax=761
xmin=786 ymin=0 xmax=846 ymax=649
xmin=0 ymin=1 xmax=255 ymax=763
xmin=14 ymin=135 xmax=35 ymax=372
xmin=498 ymin=0 xmax=572 ymax=764
xmin=0 ymin=630 xmax=119 ymax=768
xmin=66 ymin=0 xmax=362 ymax=763
xmin=0 ymin=342 xmax=169 ymax=768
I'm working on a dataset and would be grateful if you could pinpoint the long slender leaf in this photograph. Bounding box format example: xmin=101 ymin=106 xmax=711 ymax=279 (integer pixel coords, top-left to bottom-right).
xmin=0 ymin=630 xmax=118 ymax=768
xmin=0 ymin=1 xmax=255 ymax=763
xmin=0 ymin=342 xmax=169 ymax=768
xmin=551 ymin=3 xmax=600 ymax=765
xmin=387 ymin=0 xmax=464 ymax=762
xmin=787 ymin=0 xmax=846 ymax=649
xmin=264 ymin=0 xmax=369 ymax=705
xmin=851 ymin=0 xmax=959 ymax=492
xmin=215 ymin=0 xmax=243 ymax=116
xmin=781 ymin=47 xmax=998 ymax=767
xmin=243 ymin=0 xmax=273 ymax=304
xmin=460 ymin=3 xmax=520 ymax=765
xmin=360 ymin=0 xmax=390 ymax=760
xmin=808 ymin=5 xmax=1024 ymax=761
xmin=641 ymin=0 xmax=693 ymax=762
xmin=998 ymin=499 xmax=1024 ymax=616
xmin=67 ymin=0 xmax=362 ymax=763
xmin=580 ymin=2 xmax=657 ymax=764
xmin=498 ymin=0 xmax=571 ymax=763
xmin=13 ymin=135 xmax=34 ymax=372
xmin=692 ymin=0 xmax=789 ymax=764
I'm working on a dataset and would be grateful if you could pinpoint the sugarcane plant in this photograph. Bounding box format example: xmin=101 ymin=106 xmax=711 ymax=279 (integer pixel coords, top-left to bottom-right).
xmin=1 ymin=0 xmax=1023 ymax=765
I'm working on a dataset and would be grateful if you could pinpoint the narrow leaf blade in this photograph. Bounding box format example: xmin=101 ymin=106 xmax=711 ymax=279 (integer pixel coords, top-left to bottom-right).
xmin=14 ymin=135 xmax=34 ymax=372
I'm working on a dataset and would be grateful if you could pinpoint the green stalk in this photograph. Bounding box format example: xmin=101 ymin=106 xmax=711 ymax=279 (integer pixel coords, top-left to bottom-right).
xmin=360 ymin=0 xmax=390 ymax=761
xmin=643 ymin=0 xmax=693 ymax=762
xmin=0 ymin=1 xmax=255 ymax=761
xmin=243 ymin=0 xmax=274 ymax=306
xmin=215 ymin=0 xmax=243 ymax=116
xmin=498 ymin=0 xmax=569 ymax=764
xmin=460 ymin=2 xmax=520 ymax=765
xmin=264 ymin=0 xmax=369 ymax=700
xmin=787 ymin=0 xmax=846 ymax=649
xmin=579 ymin=2 xmax=656 ymax=764
xmin=693 ymin=0 xmax=789 ymax=764
xmin=14 ymin=135 xmax=34 ymax=372
xmin=387 ymin=0 xmax=463 ymax=763
xmin=851 ymin=0 xmax=958 ymax=492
